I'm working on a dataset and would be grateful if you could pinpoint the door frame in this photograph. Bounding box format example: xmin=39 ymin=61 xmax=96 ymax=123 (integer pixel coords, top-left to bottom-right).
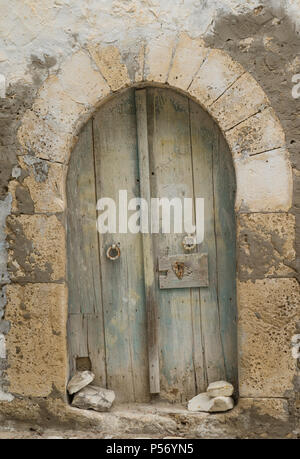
xmin=3 ymin=41 xmax=293 ymax=410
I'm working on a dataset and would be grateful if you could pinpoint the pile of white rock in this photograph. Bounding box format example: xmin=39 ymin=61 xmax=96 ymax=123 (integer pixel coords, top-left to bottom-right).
xmin=67 ymin=371 xmax=115 ymax=412
xmin=188 ymin=380 xmax=234 ymax=413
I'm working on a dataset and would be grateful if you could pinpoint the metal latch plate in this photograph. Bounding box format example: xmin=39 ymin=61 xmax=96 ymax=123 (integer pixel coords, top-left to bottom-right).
xmin=158 ymin=253 xmax=209 ymax=289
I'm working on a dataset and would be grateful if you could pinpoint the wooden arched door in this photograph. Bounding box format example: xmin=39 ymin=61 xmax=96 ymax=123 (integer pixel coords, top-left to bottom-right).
xmin=67 ymin=87 xmax=237 ymax=403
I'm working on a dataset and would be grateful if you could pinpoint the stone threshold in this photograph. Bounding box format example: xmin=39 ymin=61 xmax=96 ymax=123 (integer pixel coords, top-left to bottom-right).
xmin=58 ymin=397 xmax=293 ymax=439
xmin=0 ymin=397 xmax=294 ymax=438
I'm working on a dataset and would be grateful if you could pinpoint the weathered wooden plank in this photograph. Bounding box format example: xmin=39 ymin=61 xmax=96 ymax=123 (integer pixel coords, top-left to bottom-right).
xmin=213 ymin=131 xmax=238 ymax=388
xmin=148 ymin=88 xmax=200 ymax=402
xmin=190 ymin=287 xmax=206 ymax=392
xmin=67 ymin=120 xmax=103 ymax=315
xmin=135 ymin=89 xmax=160 ymax=394
xmin=67 ymin=119 xmax=106 ymax=383
xmin=87 ymin=314 xmax=107 ymax=387
xmin=67 ymin=314 xmax=88 ymax=376
xmin=158 ymin=253 xmax=208 ymax=289
xmin=190 ymin=99 xmax=227 ymax=384
xmin=93 ymin=89 xmax=150 ymax=403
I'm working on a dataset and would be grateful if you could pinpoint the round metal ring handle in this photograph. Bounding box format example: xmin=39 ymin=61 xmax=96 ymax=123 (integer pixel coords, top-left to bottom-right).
xmin=182 ymin=234 xmax=196 ymax=251
xmin=106 ymin=244 xmax=121 ymax=261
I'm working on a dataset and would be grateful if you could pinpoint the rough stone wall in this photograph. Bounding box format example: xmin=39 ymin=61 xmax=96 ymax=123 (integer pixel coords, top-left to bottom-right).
xmin=0 ymin=0 xmax=299 ymax=437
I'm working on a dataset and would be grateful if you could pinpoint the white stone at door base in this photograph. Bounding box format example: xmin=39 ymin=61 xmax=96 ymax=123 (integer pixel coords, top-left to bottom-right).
xmin=207 ymin=380 xmax=234 ymax=397
xmin=72 ymin=385 xmax=115 ymax=412
xmin=67 ymin=371 xmax=95 ymax=395
xmin=188 ymin=392 xmax=234 ymax=412
xmin=209 ymin=396 xmax=234 ymax=412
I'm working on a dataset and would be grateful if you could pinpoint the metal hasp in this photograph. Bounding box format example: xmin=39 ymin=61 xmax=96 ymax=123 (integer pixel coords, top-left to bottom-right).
xmin=158 ymin=253 xmax=209 ymax=289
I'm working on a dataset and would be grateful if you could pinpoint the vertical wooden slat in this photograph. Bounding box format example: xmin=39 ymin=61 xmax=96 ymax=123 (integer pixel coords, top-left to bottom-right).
xmin=213 ymin=132 xmax=238 ymax=388
xmin=67 ymin=314 xmax=88 ymax=376
xmin=87 ymin=314 xmax=107 ymax=387
xmin=67 ymin=120 xmax=102 ymax=315
xmin=148 ymin=88 xmax=200 ymax=402
xmin=190 ymin=99 xmax=227 ymax=384
xmin=135 ymin=89 xmax=160 ymax=394
xmin=188 ymin=101 xmax=207 ymax=393
xmin=93 ymin=89 xmax=150 ymax=403
xmin=67 ymin=120 xmax=106 ymax=383
xmin=190 ymin=288 xmax=206 ymax=392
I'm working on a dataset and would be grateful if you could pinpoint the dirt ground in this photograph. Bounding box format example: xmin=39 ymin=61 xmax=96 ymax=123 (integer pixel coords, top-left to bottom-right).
xmin=0 ymin=428 xmax=184 ymax=439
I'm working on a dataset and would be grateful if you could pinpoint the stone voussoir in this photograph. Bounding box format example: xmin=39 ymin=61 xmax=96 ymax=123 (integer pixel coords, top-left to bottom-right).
xmin=189 ymin=48 xmax=245 ymax=108
xmin=225 ymin=106 xmax=286 ymax=158
xmin=59 ymin=50 xmax=111 ymax=105
xmin=210 ymin=71 xmax=270 ymax=132
xmin=168 ymin=32 xmax=209 ymax=90
xmin=88 ymin=44 xmax=130 ymax=92
xmin=32 ymin=75 xmax=89 ymax=135
xmin=144 ymin=33 xmax=176 ymax=83
xmin=17 ymin=109 xmax=76 ymax=164
xmin=235 ymin=147 xmax=292 ymax=213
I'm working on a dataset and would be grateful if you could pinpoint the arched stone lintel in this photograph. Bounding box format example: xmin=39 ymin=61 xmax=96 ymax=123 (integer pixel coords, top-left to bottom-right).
xmin=16 ymin=38 xmax=292 ymax=214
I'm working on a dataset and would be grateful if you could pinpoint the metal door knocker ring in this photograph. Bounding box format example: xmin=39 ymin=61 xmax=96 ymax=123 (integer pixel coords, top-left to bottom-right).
xmin=182 ymin=234 xmax=196 ymax=251
xmin=106 ymin=244 xmax=121 ymax=261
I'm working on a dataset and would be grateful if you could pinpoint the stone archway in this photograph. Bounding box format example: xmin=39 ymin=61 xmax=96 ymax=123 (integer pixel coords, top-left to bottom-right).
xmin=2 ymin=33 xmax=295 ymax=413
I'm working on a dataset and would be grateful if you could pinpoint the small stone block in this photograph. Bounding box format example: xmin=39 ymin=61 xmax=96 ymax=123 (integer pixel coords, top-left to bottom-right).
xmin=67 ymin=370 xmax=95 ymax=395
xmin=207 ymin=380 xmax=234 ymax=397
xmin=72 ymin=385 xmax=115 ymax=412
